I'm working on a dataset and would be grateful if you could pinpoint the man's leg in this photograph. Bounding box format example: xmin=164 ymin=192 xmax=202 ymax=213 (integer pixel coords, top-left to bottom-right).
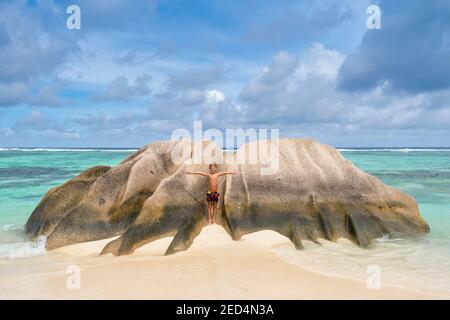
xmin=207 ymin=202 xmax=212 ymax=224
xmin=212 ymin=202 xmax=217 ymax=224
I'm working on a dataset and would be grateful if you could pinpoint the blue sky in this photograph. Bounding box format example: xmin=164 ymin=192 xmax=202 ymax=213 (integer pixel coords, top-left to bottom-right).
xmin=1 ymin=0 xmax=450 ymax=147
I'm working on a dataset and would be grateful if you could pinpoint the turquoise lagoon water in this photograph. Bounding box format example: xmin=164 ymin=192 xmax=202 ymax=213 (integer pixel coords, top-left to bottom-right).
xmin=0 ymin=147 xmax=449 ymax=292
xmin=0 ymin=148 xmax=135 ymax=259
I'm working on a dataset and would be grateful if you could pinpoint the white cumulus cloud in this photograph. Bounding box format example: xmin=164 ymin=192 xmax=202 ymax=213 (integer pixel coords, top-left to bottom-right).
xmin=205 ymin=90 xmax=225 ymax=104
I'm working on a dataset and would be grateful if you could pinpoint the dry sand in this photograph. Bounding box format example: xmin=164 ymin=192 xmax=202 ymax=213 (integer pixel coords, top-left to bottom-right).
xmin=0 ymin=225 xmax=448 ymax=299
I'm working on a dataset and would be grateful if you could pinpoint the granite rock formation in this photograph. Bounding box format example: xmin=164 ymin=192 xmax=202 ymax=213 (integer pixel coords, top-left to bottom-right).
xmin=25 ymin=139 xmax=430 ymax=255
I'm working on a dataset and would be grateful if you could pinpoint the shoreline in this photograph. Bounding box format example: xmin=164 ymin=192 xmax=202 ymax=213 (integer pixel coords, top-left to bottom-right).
xmin=1 ymin=225 xmax=448 ymax=300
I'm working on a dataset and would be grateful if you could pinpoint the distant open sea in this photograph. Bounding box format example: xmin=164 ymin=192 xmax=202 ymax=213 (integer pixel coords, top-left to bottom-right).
xmin=0 ymin=147 xmax=449 ymax=293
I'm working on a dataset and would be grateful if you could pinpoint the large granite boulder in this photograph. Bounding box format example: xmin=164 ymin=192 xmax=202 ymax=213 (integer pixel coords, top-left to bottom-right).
xmin=26 ymin=140 xmax=194 ymax=249
xmin=222 ymin=139 xmax=429 ymax=248
xmin=26 ymin=138 xmax=429 ymax=254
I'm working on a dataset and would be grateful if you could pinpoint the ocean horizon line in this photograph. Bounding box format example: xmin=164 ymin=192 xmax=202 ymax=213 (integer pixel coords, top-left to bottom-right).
xmin=2 ymin=146 xmax=450 ymax=151
xmin=0 ymin=143 xmax=450 ymax=150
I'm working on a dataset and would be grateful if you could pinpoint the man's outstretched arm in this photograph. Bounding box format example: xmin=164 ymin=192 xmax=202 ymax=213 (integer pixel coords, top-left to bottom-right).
xmin=218 ymin=171 xmax=241 ymax=176
xmin=185 ymin=171 xmax=208 ymax=176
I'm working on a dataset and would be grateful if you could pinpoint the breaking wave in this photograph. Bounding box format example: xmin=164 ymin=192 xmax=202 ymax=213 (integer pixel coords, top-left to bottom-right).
xmin=0 ymin=235 xmax=47 ymax=260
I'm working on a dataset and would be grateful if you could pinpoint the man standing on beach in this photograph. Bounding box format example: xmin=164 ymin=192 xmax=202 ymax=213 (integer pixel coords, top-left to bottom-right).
xmin=185 ymin=164 xmax=240 ymax=224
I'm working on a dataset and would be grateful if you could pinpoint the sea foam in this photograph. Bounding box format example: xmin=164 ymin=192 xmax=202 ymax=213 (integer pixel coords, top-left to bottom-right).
xmin=0 ymin=236 xmax=47 ymax=259
xmin=0 ymin=224 xmax=22 ymax=231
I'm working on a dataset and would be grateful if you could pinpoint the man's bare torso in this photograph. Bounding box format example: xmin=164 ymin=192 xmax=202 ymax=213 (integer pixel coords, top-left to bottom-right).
xmin=207 ymin=174 xmax=219 ymax=192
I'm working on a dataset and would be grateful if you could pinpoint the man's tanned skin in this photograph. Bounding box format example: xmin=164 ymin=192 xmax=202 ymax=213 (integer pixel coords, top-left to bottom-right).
xmin=185 ymin=164 xmax=240 ymax=224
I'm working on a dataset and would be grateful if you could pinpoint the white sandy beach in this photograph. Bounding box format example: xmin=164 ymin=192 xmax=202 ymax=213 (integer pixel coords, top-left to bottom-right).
xmin=0 ymin=225 xmax=448 ymax=300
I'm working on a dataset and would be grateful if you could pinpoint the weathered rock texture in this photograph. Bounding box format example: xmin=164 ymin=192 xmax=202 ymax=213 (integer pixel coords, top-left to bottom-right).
xmin=26 ymin=139 xmax=429 ymax=255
